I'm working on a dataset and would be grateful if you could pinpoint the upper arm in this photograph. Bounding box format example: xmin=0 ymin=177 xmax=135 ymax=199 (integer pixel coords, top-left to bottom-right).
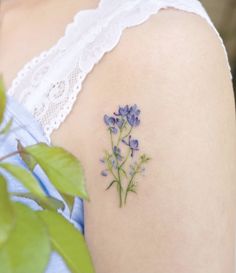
xmin=51 ymin=9 xmax=236 ymax=273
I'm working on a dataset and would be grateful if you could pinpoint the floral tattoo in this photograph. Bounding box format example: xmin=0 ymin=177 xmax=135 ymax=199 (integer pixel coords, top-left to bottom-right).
xmin=100 ymin=104 xmax=151 ymax=207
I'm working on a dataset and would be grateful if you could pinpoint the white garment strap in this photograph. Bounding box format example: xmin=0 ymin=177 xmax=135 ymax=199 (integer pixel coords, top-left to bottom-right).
xmin=8 ymin=0 xmax=232 ymax=142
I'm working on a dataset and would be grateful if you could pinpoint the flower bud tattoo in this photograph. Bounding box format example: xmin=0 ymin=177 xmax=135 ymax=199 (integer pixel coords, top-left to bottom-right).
xmin=100 ymin=104 xmax=151 ymax=207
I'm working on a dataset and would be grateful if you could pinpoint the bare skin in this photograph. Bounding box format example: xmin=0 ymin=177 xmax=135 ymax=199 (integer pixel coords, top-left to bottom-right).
xmin=1 ymin=1 xmax=236 ymax=272
xmin=0 ymin=0 xmax=99 ymax=90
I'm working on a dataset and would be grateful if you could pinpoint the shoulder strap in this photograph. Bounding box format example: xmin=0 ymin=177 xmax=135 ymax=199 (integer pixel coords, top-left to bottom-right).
xmin=8 ymin=0 xmax=232 ymax=142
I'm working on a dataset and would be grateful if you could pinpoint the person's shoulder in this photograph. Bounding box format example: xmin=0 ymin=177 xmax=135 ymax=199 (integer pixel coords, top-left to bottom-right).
xmin=112 ymin=7 xmax=231 ymax=84
xmin=104 ymin=8 xmax=230 ymax=96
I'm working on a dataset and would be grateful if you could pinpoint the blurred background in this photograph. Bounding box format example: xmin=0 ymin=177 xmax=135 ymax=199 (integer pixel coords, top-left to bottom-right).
xmin=201 ymin=0 xmax=236 ymax=92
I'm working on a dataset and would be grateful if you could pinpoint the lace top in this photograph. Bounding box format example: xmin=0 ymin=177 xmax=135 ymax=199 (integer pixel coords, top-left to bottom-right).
xmin=6 ymin=0 xmax=232 ymax=143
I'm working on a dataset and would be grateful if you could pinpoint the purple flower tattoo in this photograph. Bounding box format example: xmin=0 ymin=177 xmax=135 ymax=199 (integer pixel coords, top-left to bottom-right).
xmin=122 ymin=135 xmax=139 ymax=157
xmin=100 ymin=104 xmax=151 ymax=207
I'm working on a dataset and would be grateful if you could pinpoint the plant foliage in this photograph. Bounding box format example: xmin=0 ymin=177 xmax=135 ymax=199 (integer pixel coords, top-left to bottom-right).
xmin=0 ymin=78 xmax=95 ymax=273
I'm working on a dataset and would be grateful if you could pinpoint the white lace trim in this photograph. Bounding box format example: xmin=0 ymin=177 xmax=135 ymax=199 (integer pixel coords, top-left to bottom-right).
xmin=7 ymin=0 xmax=233 ymax=143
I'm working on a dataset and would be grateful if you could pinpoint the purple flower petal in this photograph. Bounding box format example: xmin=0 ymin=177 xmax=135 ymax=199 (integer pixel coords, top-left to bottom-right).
xmin=99 ymin=158 xmax=105 ymax=163
xmin=116 ymin=118 xmax=125 ymax=128
xmin=129 ymin=104 xmax=140 ymax=116
xmin=101 ymin=170 xmax=108 ymax=176
xmin=104 ymin=114 xmax=116 ymax=126
xmin=119 ymin=105 xmax=129 ymax=116
xmin=130 ymin=139 xmax=139 ymax=149
xmin=110 ymin=127 xmax=118 ymax=134
xmin=104 ymin=114 xmax=110 ymax=125
xmin=134 ymin=117 xmax=140 ymax=126
xmin=127 ymin=114 xmax=136 ymax=127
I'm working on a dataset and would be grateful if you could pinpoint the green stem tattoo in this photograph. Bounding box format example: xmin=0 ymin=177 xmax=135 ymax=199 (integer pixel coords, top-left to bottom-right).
xmin=124 ymin=156 xmax=144 ymax=204
xmin=110 ymin=128 xmax=124 ymax=207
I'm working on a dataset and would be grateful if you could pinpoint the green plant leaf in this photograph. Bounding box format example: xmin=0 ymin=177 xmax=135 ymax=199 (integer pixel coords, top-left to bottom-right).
xmin=129 ymin=189 xmax=137 ymax=194
xmin=0 ymin=175 xmax=15 ymax=247
xmin=11 ymin=192 xmax=65 ymax=212
xmin=38 ymin=210 xmax=95 ymax=273
xmin=105 ymin=180 xmax=117 ymax=191
xmin=0 ymin=76 xmax=6 ymax=125
xmin=25 ymin=143 xmax=90 ymax=200
xmin=0 ymin=163 xmax=46 ymax=200
xmin=0 ymin=203 xmax=51 ymax=273
xmin=60 ymin=192 xmax=75 ymax=215
xmin=0 ymin=118 xmax=13 ymax=136
xmin=16 ymin=140 xmax=37 ymax=171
